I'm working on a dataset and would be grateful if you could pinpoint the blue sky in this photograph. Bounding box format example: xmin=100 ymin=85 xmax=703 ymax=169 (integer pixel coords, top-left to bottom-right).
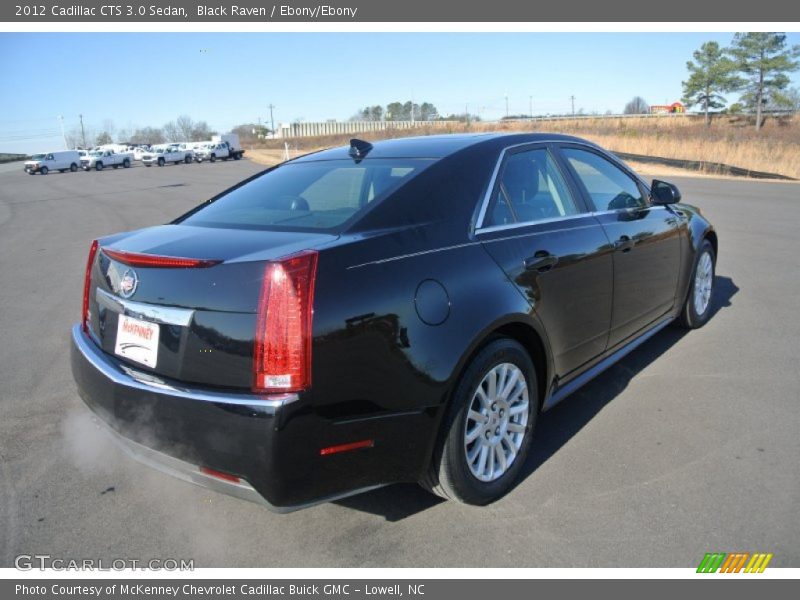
xmin=1 ymin=32 xmax=798 ymax=153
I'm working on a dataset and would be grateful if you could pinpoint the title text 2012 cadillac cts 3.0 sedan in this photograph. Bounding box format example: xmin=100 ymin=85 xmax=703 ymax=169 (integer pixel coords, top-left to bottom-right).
xmin=71 ymin=133 xmax=718 ymax=510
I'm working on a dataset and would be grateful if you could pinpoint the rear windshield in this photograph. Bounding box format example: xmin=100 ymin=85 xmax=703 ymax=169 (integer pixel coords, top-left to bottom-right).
xmin=179 ymin=158 xmax=435 ymax=232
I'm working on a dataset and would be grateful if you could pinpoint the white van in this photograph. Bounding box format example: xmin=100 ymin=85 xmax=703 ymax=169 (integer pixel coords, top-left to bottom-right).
xmin=25 ymin=150 xmax=82 ymax=175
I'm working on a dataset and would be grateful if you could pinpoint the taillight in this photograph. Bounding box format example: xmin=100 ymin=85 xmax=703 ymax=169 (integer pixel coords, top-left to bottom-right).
xmin=101 ymin=247 xmax=221 ymax=268
xmin=253 ymin=250 xmax=318 ymax=393
xmin=82 ymin=239 xmax=99 ymax=334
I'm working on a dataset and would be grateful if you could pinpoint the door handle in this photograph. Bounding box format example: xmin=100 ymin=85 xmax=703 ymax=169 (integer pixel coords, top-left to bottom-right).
xmin=614 ymin=235 xmax=635 ymax=252
xmin=524 ymin=251 xmax=559 ymax=272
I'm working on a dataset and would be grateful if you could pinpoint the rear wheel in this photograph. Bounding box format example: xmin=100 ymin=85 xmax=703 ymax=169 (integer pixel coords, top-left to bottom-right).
xmin=95 ymin=162 xmax=104 ymax=171
xmin=40 ymin=166 xmax=48 ymax=175
xmin=423 ymin=338 xmax=538 ymax=505
xmin=122 ymin=158 xmax=131 ymax=168
xmin=157 ymin=157 xmax=165 ymax=167
xmin=70 ymin=163 xmax=78 ymax=172
xmin=184 ymin=155 xmax=192 ymax=164
xmin=678 ymin=239 xmax=716 ymax=329
xmin=209 ymin=154 xmax=216 ymax=163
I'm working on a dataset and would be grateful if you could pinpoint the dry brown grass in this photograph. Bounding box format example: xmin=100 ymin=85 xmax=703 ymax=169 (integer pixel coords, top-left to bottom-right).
xmin=246 ymin=115 xmax=800 ymax=179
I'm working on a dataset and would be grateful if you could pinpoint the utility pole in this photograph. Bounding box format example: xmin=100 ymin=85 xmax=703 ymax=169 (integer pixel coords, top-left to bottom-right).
xmin=465 ymin=103 xmax=470 ymax=126
xmin=58 ymin=115 xmax=67 ymax=149
xmin=505 ymin=93 xmax=509 ymax=119
xmin=529 ymin=96 xmax=533 ymax=119
xmin=570 ymin=95 xmax=576 ymax=116
xmin=79 ymin=114 xmax=87 ymax=148
xmin=268 ymin=104 xmax=275 ymax=136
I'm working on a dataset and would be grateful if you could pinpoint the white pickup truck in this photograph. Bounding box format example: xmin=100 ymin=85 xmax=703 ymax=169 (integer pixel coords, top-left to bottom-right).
xmin=141 ymin=146 xmax=187 ymax=167
xmin=194 ymin=134 xmax=245 ymax=163
xmin=80 ymin=150 xmax=133 ymax=171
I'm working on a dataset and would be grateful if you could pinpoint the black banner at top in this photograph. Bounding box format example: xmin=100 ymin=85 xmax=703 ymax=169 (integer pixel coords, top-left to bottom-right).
xmin=4 ymin=0 xmax=800 ymax=22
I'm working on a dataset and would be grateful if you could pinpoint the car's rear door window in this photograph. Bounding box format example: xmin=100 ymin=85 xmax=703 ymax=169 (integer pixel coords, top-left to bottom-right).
xmin=179 ymin=158 xmax=434 ymax=232
xmin=485 ymin=148 xmax=579 ymax=227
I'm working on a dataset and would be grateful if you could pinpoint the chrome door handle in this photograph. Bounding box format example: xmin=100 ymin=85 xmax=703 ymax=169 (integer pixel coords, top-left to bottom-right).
xmin=524 ymin=252 xmax=559 ymax=272
xmin=614 ymin=236 xmax=635 ymax=252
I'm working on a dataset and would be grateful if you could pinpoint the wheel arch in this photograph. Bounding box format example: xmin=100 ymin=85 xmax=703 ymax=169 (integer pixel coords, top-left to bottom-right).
xmin=420 ymin=315 xmax=553 ymax=484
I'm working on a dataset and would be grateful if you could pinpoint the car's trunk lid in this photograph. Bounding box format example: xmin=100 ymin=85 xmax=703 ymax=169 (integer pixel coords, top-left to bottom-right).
xmin=85 ymin=224 xmax=335 ymax=388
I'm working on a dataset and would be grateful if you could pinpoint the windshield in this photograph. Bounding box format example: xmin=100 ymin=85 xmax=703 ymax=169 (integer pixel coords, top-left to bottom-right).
xmin=30 ymin=154 xmax=46 ymax=160
xmin=179 ymin=158 xmax=435 ymax=232
xmin=89 ymin=151 xmax=102 ymax=157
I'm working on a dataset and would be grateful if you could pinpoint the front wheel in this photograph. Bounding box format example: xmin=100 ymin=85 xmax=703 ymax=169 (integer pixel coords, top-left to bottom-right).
xmin=123 ymin=159 xmax=131 ymax=168
xmin=678 ymin=239 xmax=716 ymax=329
xmin=40 ymin=166 xmax=48 ymax=175
xmin=209 ymin=154 xmax=216 ymax=163
xmin=185 ymin=156 xmax=192 ymax=164
xmin=423 ymin=338 xmax=538 ymax=505
xmin=70 ymin=163 xmax=78 ymax=172
xmin=95 ymin=162 xmax=104 ymax=171
xmin=157 ymin=158 xmax=165 ymax=167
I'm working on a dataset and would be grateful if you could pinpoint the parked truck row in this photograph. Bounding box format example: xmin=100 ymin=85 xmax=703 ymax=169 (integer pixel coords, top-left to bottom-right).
xmin=24 ymin=134 xmax=244 ymax=174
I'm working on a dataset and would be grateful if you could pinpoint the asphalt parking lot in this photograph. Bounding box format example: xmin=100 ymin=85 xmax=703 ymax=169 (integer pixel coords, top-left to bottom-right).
xmin=0 ymin=158 xmax=798 ymax=568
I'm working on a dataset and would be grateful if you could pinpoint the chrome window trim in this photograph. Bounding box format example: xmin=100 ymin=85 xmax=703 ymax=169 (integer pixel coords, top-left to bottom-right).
xmin=96 ymin=287 xmax=194 ymax=327
xmin=475 ymin=211 xmax=593 ymax=235
xmin=473 ymin=139 xmax=654 ymax=233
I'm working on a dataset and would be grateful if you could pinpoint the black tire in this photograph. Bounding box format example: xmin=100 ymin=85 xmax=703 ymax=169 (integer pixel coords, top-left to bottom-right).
xmin=233 ymin=152 xmax=241 ymax=161
xmin=145 ymin=163 xmax=151 ymax=167
xmin=112 ymin=164 xmax=118 ymax=169
xmin=158 ymin=157 xmax=165 ymax=167
xmin=40 ymin=166 xmax=48 ymax=175
xmin=678 ymin=239 xmax=716 ymax=329
xmin=423 ymin=338 xmax=538 ymax=505
xmin=209 ymin=154 xmax=216 ymax=163
xmin=95 ymin=162 xmax=104 ymax=171
xmin=70 ymin=163 xmax=78 ymax=172
xmin=123 ymin=159 xmax=131 ymax=168
xmin=185 ymin=155 xmax=192 ymax=164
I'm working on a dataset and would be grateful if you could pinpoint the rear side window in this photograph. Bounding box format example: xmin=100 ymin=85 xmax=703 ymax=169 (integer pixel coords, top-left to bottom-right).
xmin=179 ymin=158 xmax=434 ymax=232
xmin=485 ymin=148 xmax=579 ymax=227
xmin=562 ymin=148 xmax=647 ymax=211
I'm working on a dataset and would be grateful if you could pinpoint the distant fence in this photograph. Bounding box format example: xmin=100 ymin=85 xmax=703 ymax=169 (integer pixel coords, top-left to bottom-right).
xmin=277 ymin=120 xmax=460 ymax=139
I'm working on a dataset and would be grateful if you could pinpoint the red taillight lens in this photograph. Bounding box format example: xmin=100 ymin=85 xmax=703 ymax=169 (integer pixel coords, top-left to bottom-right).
xmin=253 ymin=250 xmax=318 ymax=393
xmin=82 ymin=239 xmax=99 ymax=334
xmin=101 ymin=248 xmax=221 ymax=269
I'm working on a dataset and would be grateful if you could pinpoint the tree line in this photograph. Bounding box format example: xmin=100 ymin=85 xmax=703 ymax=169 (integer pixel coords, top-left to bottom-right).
xmin=682 ymin=32 xmax=798 ymax=129
xmin=67 ymin=115 xmax=218 ymax=148
xmin=352 ymin=101 xmax=440 ymax=122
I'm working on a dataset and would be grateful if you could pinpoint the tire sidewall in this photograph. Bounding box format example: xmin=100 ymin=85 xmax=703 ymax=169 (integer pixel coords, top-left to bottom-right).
xmin=684 ymin=240 xmax=716 ymax=328
xmin=438 ymin=339 xmax=538 ymax=505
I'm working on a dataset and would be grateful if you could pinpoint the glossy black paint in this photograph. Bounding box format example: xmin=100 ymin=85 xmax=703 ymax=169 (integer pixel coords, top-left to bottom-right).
xmin=72 ymin=133 xmax=717 ymax=509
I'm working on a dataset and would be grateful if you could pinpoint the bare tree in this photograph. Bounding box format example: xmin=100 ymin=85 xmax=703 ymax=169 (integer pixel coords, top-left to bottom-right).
xmin=623 ymin=96 xmax=650 ymax=114
xmin=163 ymin=121 xmax=181 ymax=142
xmin=176 ymin=115 xmax=195 ymax=141
xmin=190 ymin=121 xmax=214 ymax=141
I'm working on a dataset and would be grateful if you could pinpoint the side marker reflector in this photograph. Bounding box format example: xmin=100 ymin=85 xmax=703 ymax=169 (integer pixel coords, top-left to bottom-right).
xmin=320 ymin=439 xmax=375 ymax=456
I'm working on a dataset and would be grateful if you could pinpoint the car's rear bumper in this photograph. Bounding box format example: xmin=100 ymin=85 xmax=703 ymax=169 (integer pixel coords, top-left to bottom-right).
xmin=70 ymin=324 xmax=411 ymax=511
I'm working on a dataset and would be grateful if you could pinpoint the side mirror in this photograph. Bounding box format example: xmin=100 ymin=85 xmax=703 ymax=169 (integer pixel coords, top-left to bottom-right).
xmin=651 ymin=180 xmax=681 ymax=205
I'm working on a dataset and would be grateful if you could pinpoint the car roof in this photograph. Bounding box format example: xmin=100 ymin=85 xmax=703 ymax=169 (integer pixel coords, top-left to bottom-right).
xmin=292 ymin=132 xmax=596 ymax=162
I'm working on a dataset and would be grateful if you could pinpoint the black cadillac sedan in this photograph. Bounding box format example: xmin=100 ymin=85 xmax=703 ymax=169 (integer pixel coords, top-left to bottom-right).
xmin=71 ymin=133 xmax=717 ymax=510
